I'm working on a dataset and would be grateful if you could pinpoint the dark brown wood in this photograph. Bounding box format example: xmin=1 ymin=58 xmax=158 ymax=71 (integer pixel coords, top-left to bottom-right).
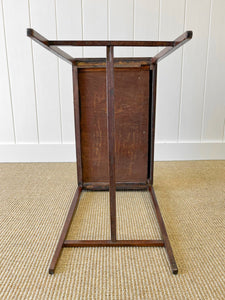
xmin=106 ymin=46 xmax=116 ymax=242
xmin=151 ymin=31 xmax=193 ymax=64
xmin=27 ymin=28 xmax=192 ymax=65
xmin=48 ymin=40 xmax=175 ymax=47
xmin=72 ymin=66 xmax=83 ymax=186
xmin=83 ymin=182 xmax=148 ymax=191
xmin=49 ymin=186 xmax=82 ymax=274
xmin=74 ymin=57 xmax=151 ymax=68
xmin=79 ymin=67 xmax=149 ymax=184
xmin=64 ymin=240 xmax=164 ymax=247
xmin=27 ymin=28 xmax=74 ymax=64
xmin=149 ymin=186 xmax=178 ymax=274
xmin=26 ymin=29 xmax=192 ymax=275
xmin=149 ymin=64 xmax=158 ymax=185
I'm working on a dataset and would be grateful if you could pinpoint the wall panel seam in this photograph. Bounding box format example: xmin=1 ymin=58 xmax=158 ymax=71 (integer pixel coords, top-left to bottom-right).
xmin=200 ymin=0 xmax=213 ymax=142
xmin=28 ymin=0 xmax=39 ymax=143
xmin=223 ymin=119 xmax=225 ymax=142
xmin=1 ymin=0 xmax=16 ymax=143
xmin=132 ymin=0 xmax=135 ymax=56
xmin=107 ymin=0 xmax=109 ymax=39
xmin=177 ymin=0 xmax=188 ymax=142
xmin=157 ymin=0 xmax=161 ymax=55
xmin=81 ymin=0 xmax=84 ymax=57
xmin=158 ymin=0 xmax=161 ymax=40
xmin=54 ymin=0 xmax=63 ymax=144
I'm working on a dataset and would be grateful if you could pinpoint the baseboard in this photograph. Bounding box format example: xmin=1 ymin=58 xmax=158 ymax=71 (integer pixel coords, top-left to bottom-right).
xmin=0 ymin=144 xmax=76 ymax=162
xmin=154 ymin=142 xmax=225 ymax=161
xmin=0 ymin=142 xmax=224 ymax=162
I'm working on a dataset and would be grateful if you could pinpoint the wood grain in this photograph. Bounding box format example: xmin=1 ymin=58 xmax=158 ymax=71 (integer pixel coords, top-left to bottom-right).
xmin=79 ymin=67 xmax=149 ymax=184
xmin=106 ymin=46 xmax=116 ymax=241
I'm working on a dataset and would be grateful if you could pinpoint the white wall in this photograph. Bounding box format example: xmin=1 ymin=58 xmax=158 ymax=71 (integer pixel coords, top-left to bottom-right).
xmin=0 ymin=0 xmax=224 ymax=162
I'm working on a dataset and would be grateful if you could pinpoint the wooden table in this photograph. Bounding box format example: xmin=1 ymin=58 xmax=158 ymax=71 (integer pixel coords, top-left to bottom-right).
xmin=27 ymin=29 xmax=192 ymax=275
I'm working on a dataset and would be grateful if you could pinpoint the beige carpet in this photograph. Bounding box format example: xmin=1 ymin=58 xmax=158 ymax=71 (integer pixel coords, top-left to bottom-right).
xmin=1 ymin=161 xmax=224 ymax=299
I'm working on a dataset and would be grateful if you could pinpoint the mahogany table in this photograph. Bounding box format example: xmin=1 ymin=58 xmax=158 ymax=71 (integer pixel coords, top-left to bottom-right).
xmin=27 ymin=28 xmax=192 ymax=275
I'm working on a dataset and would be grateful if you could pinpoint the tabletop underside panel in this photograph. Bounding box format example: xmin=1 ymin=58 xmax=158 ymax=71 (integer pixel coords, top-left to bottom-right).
xmin=79 ymin=67 xmax=149 ymax=184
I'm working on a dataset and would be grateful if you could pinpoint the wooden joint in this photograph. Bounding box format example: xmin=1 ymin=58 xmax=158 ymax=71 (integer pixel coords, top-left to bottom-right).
xmin=63 ymin=240 xmax=165 ymax=247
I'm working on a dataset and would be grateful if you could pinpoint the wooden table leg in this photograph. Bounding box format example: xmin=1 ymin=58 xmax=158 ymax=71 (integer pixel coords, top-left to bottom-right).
xmin=49 ymin=186 xmax=82 ymax=274
xmin=106 ymin=45 xmax=116 ymax=242
xmin=149 ymin=186 xmax=178 ymax=274
xmin=149 ymin=64 xmax=157 ymax=186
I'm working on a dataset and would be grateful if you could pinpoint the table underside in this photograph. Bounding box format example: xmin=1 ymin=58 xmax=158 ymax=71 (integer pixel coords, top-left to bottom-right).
xmin=79 ymin=66 xmax=150 ymax=188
